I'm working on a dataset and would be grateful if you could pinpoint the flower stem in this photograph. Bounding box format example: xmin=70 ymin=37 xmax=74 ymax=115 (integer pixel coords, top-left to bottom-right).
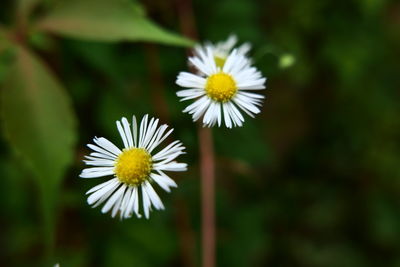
xmin=144 ymin=43 xmax=196 ymax=267
xmin=175 ymin=0 xmax=216 ymax=265
xmin=198 ymin=126 xmax=216 ymax=267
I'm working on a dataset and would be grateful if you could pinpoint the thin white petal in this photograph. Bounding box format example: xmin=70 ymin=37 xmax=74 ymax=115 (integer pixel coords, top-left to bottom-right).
xmin=155 ymin=162 xmax=187 ymax=172
xmin=123 ymin=187 xmax=135 ymax=218
xmin=87 ymin=179 xmax=120 ymax=205
xmin=176 ymin=72 xmax=207 ymax=88
xmin=151 ymin=173 xmax=177 ymax=192
xmin=122 ymin=117 xmax=134 ymax=148
xmin=141 ymin=185 xmax=151 ymax=219
xmin=86 ymin=178 xmax=118 ymax=195
xmin=101 ymin=185 xmax=126 ymax=214
xmin=119 ymin=186 xmax=132 ymax=219
xmin=116 ymin=121 xmax=129 ymax=148
xmin=222 ymin=103 xmax=232 ymax=128
xmin=93 ymin=137 xmax=122 ymax=155
xmin=144 ymin=181 xmax=164 ymax=210
xmin=80 ymin=167 xmax=114 ymax=178
xmin=132 ymin=115 xmax=138 ymax=147
xmin=89 ymin=152 xmax=116 ymax=160
xmin=133 ymin=187 xmax=141 ymax=218
xmin=87 ymin=144 xmax=116 ymax=159
xmin=111 ymin=186 xmax=126 ymax=218
xmin=138 ymin=115 xmax=149 ymax=148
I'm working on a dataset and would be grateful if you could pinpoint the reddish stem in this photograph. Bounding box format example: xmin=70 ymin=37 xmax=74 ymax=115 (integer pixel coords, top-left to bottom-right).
xmin=175 ymin=0 xmax=216 ymax=265
xmin=198 ymin=127 xmax=216 ymax=267
xmin=144 ymin=43 xmax=196 ymax=267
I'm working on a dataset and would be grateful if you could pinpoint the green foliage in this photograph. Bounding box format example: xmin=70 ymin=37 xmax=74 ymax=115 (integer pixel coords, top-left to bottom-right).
xmin=2 ymin=45 xmax=76 ymax=194
xmin=36 ymin=0 xmax=195 ymax=46
xmin=1 ymin=45 xmax=77 ymax=258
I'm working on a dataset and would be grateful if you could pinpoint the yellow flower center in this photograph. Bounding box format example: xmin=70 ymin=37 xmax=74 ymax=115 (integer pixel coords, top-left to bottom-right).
xmin=114 ymin=148 xmax=152 ymax=186
xmin=205 ymin=73 xmax=237 ymax=102
xmin=214 ymin=55 xmax=226 ymax=68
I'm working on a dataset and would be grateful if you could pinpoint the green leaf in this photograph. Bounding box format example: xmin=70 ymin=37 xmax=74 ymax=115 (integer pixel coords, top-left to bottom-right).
xmin=0 ymin=45 xmax=77 ymax=259
xmin=35 ymin=0 xmax=194 ymax=47
xmin=17 ymin=0 xmax=41 ymax=22
xmin=0 ymin=25 xmax=11 ymax=54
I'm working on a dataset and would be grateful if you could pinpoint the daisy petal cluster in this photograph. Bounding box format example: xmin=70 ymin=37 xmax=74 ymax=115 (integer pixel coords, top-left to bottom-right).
xmin=194 ymin=35 xmax=251 ymax=68
xmin=176 ymin=41 xmax=267 ymax=128
xmin=80 ymin=115 xmax=187 ymax=219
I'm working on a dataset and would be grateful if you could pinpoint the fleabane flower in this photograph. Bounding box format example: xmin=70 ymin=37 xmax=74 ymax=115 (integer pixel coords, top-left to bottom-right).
xmin=79 ymin=115 xmax=187 ymax=219
xmin=176 ymin=48 xmax=266 ymax=128
xmin=194 ymin=35 xmax=251 ymax=69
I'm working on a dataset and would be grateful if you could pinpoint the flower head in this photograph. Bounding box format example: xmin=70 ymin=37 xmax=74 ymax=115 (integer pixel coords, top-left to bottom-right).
xmin=80 ymin=115 xmax=187 ymax=219
xmin=176 ymin=46 xmax=266 ymax=128
xmin=194 ymin=35 xmax=251 ymax=68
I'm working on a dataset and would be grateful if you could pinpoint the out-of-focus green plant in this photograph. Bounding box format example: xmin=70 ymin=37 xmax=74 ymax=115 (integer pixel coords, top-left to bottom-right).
xmin=35 ymin=0 xmax=194 ymax=45
xmin=0 ymin=0 xmax=193 ymax=263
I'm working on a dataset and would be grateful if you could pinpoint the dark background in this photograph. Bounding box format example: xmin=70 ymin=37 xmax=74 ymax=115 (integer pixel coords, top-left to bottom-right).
xmin=1 ymin=0 xmax=400 ymax=266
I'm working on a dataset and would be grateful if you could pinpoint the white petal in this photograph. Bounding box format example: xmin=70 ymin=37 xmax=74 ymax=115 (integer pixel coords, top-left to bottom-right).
xmin=144 ymin=181 xmax=164 ymax=210
xmin=233 ymin=96 xmax=261 ymax=115
xmin=93 ymin=137 xmax=122 ymax=156
xmin=133 ymin=187 xmax=141 ymax=218
xmin=87 ymin=144 xmax=116 ymax=159
xmin=226 ymin=102 xmax=243 ymax=127
xmin=111 ymin=186 xmax=126 ymax=218
xmin=177 ymin=89 xmax=206 ymax=101
xmin=183 ymin=96 xmax=208 ymax=114
xmin=89 ymin=152 xmax=116 ymax=160
xmin=86 ymin=178 xmax=118 ymax=195
xmin=116 ymin=120 xmax=128 ymax=149
xmin=87 ymin=179 xmax=120 ymax=205
xmin=192 ymin=98 xmax=212 ymax=121
xmin=123 ymin=187 xmax=135 ymax=218
xmin=122 ymin=117 xmax=134 ymax=148
xmin=188 ymin=57 xmax=212 ymax=76
xmin=153 ymin=140 xmax=185 ymax=161
xmin=147 ymin=125 xmax=169 ymax=153
xmin=79 ymin=167 xmax=114 ymax=178
xmin=237 ymin=91 xmax=265 ymax=99
xmin=141 ymin=185 xmax=151 ymax=219
xmin=132 ymin=115 xmax=138 ymax=147
xmin=119 ymin=186 xmax=133 ymax=219
xmin=155 ymin=162 xmax=187 ymax=172
xmin=151 ymin=173 xmax=177 ymax=192
xmin=176 ymin=72 xmax=207 ymax=88
xmin=101 ymin=185 xmax=126 ymax=214
xmin=142 ymin=118 xmax=159 ymax=149
xmin=83 ymin=159 xmax=114 ymax=167
xmin=222 ymin=103 xmax=232 ymax=128
xmin=203 ymin=101 xmax=219 ymax=127
xmin=138 ymin=114 xmax=149 ymax=148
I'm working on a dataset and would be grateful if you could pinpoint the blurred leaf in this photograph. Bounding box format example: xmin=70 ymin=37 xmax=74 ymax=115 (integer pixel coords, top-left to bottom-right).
xmin=0 ymin=45 xmax=77 ymax=257
xmin=35 ymin=0 xmax=194 ymax=47
xmin=0 ymin=25 xmax=11 ymax=53
xmin=0 ymin=27 xmax=14 ymax=83
xmin=17 ymin=0 xmax=41 ymax=21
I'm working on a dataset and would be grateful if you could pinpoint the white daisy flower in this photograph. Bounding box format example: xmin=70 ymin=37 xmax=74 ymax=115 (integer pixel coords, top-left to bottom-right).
xmin=194 ymin=34 xmax=251 ymax=69
xmin=79 ymin=115 xmax=187 ymax=219
xmin=176 ymin=47 xmax=267 ymax=128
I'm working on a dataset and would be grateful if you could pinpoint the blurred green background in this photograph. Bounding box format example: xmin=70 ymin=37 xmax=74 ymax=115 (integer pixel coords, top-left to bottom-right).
xmin=1 ymin=0 xmax=400 ymax=266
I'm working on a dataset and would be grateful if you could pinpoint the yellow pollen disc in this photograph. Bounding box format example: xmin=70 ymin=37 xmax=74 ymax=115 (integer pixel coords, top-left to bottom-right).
xmin=114 ymin=148 xmax=152 ymax=186
xmin=214 ymin=55 xmax=226 ymax=68
xmin=205 ymin=73 xmax=237 ymax=102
